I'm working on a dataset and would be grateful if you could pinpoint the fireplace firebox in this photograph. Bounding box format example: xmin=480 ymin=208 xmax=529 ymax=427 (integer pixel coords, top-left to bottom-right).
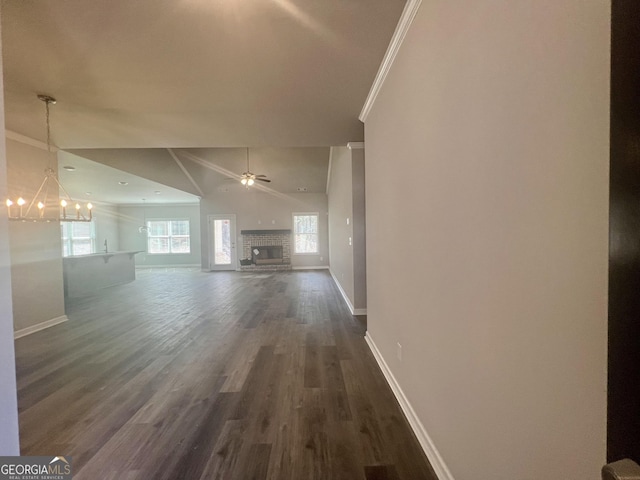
xmin=251 ymin=245 xmax=284 ymax=265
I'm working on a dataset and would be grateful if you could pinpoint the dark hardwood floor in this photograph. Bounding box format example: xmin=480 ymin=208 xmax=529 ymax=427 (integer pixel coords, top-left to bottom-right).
xmin=14 ymin=269 xmax=436 ymax=480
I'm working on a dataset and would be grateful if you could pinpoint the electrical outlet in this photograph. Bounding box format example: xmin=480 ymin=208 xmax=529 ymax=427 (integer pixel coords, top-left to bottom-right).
xmin=397 ymin=342 xmax=402 ymax=361
xmin=348 ymin=237 xmax=352 ymax=246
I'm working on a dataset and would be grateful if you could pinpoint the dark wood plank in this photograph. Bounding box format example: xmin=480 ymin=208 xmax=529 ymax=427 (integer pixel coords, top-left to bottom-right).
xmin=245 ymin=443 xmax=272 ymax=480
xmin=364 ymin=465 xmax=400 ymax=480
xmin=14 ymin=269 xmax=436 ymax=480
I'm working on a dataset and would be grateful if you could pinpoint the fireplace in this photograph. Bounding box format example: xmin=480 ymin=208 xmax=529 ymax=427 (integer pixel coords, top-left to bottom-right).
xmin=252 ymin=246 xmax=283 ymax=265
xmin=240 ymin=229 xmax=292 ymax=271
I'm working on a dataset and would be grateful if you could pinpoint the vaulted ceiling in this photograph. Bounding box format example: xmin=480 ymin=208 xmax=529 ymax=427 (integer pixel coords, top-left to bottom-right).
xmin=1 ymin=0 xmax=405 ymax=199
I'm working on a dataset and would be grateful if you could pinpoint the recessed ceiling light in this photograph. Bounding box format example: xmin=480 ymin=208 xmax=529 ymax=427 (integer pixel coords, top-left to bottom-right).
xmin=85 ymin=192 xmax=92 ymax=196
xmin=119 ymin=181 xmax=128 ymax=186
xmin=154 ymin=191 xmax=161 ymax=195
xmin=297 ymin=187 xmax=308 ymax=192
xmin=63 ymin=165 xmax=76 ymax=171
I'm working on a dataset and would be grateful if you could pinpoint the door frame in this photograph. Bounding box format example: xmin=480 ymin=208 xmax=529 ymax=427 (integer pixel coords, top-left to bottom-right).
xmin=208 ymin=214 xmax=238 ymax=271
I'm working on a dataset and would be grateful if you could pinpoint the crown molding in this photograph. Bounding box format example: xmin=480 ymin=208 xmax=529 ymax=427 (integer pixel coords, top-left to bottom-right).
xmin=5 ymin=130 xmax=58 ymax=152
xmin=359 ymin=0 xmax=422 ymax=122
xmin=347 ymin=142 xmax=364 ymax=150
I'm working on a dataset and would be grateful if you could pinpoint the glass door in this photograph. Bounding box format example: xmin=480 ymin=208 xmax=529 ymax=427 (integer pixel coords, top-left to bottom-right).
xmin=208 ymin=214 xmax=237 ymax=271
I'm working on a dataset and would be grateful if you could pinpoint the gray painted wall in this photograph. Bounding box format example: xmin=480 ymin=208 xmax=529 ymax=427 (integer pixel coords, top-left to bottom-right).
xmin=328 ymin=147 xmax=355 ymax=302
xmin=364 ymin=1 xmax=609 ymax=479
xmin=94 ymin=204 xmax=120 ymax=254
xmin=118 ymin=204 xmax=201 ymax=266
xmin=351 ymin=148 xmax=366 ymax=309
xmin=0 ymin=8 xmax=20 ymax=451
xmin=6 ymin=139 xmax=65 ymax=331
xmin=327 ymin=146 xmax=367 ymax=311
xmin=200 ymin=191 xmax=328 ymax=270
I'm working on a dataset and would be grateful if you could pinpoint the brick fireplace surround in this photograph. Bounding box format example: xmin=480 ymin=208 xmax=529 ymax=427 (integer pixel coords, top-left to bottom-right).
xmin=240 ymin=229 xmax=292 ymax=271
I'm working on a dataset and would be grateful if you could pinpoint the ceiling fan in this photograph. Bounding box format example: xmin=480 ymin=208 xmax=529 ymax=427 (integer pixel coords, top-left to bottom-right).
xmin=239 ymin=148 xmax=271 ymax=186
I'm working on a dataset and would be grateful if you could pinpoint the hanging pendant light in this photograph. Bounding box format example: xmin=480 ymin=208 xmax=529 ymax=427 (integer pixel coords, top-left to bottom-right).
xmin=5 ymin=94 xmax=93 ymax=222
xmin=138 ymin=199 xmax=149 ymax=233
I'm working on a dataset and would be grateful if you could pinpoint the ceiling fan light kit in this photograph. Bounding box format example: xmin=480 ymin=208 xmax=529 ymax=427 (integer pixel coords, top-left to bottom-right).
xmin=5 ymin=94 xmax=94 ymax=222
xmin=239 ymin=148 xmax=271 ymax=188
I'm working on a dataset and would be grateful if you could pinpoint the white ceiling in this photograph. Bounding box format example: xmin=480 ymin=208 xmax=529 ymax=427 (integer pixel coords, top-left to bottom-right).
xmin=61 ymin=146 xmax=330 ymax=202
xmin=2 ymin=1 xmax=404 ymax=203
xmin=58 ymin=151 xmax=200 ymax=205
xmin=1 ymin=0 xmax=405 ymax=148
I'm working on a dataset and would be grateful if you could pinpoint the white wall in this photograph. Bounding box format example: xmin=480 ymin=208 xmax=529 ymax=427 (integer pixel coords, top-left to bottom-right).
xmin=364 ymin=1 xmax=609 ymax=479
xmin=200 ymin=191 xmax=328 ymax=270
xmin=6 ymin=139 xmax=66 ymax=331
xmin=0 ymin=8 xmax=21 ymax=453
xmin=118 ymin=204 xmax=201 ymax=266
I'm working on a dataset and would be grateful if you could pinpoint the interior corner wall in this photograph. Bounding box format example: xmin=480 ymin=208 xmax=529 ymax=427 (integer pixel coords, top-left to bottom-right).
xmin=328 ymin=147 xmax=355 ymax=304
xmin=117 ymin=204 xmax=201 ymax=266
xmin=351 ymin=148 xmax=367 ymax=310
xmin=0 ymin=6 xmax=21 ymax=452
xmin=199 ymin=192 xmax=328 ymax=270
xmin=364 ymin=1 xmax=609 ymax=479
xmin=6 ymin=139 xmax=65 ymax=332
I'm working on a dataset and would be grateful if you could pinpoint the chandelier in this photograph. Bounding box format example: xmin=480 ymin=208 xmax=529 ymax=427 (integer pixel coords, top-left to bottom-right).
xmin=5 ymin=94 xmax=93 ymax=222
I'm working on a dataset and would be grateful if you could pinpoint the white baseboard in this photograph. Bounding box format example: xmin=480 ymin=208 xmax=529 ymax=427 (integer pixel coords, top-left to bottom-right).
xmin=365 ymin=331 xmax=455 ymax=480
xmin=329 ymin=269 xmax=366 ymax=316
xmin=14 ymin=315 xmax=69 ymax=339
xmin=292 ymin=265 xmax=330 ymax=270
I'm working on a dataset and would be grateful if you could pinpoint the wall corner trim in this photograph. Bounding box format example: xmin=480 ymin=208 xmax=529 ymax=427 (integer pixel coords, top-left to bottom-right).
xmin=365 ymin=331 xmax=455 ymax=480
xmin=359 ymin=0 xmax=422 ymax=122
xmin=347 ymin=142 xmax=365 ymax=150
xmin=5 ymin=130 xmax=58 ymax=152
xmin=14 ymin=315 xmax=69 ymax=339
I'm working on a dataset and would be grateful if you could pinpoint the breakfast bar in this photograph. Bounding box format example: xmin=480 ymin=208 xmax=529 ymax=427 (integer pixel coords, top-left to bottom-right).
xmin=62 ymin=251 xmax=141 ymax=298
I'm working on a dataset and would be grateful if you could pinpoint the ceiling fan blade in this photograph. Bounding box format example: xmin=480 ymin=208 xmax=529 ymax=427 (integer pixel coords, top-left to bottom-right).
xmin=256 ymin=178 xmax=271 ymax=182
xmin=255 ymin=174 xmax=267 ymax=177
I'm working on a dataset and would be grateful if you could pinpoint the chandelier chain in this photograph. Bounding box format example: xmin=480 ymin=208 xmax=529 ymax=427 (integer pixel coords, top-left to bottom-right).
xmin=45 ymin=99 xmax=51 ymax=153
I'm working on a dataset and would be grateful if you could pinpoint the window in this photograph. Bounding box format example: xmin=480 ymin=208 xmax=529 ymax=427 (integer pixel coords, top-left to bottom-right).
xmin=61 ymin=221 xmax=96 ymax=257
xmin=147 ymin=219 xmax=191 ymax=254
xmin=293 ymin=213 xmax=319 ymax=254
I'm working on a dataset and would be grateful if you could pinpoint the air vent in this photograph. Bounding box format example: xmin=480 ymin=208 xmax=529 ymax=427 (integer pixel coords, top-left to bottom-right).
xmin=297 ymin=187 xmax=307 ymax=192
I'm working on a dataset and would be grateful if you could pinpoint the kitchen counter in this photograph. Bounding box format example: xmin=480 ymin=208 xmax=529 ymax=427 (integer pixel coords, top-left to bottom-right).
xmin=63 ymin=251 xmax=142 ymax=298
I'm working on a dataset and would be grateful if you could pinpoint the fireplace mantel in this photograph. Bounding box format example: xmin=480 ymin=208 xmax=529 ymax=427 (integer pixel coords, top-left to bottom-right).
xmin=241 ymin=229 xmax=291 ymax=235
